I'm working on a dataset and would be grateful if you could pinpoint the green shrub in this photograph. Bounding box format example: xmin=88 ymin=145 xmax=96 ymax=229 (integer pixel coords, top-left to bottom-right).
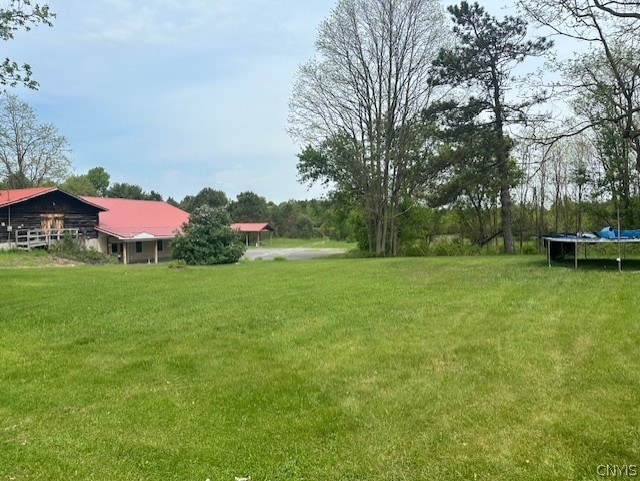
xmin=520 ymin=241 xmax=539 ymax=255
xmin=428 ymin=238 xmax=482 ymax=256
xmin=399 ymin=240 xmax=429 ymax=257
xmin=50 ymin=232 xmax=117 ymax=264
xmin=172 ymin=206 xmax=246 ymax=265
xmin=168 ymin=259 xmax=187 ymax=269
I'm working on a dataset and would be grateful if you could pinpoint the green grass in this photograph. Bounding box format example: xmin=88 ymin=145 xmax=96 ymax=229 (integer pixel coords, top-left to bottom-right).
xmin=0 ymin=248 xmax=113 ymax=267
xmin=1 ymin=256 xmax=639 ymax=480
xmin=259 ymin=237 xmax=357 ymax=249
xmin=0 ymin=248 xmax=74 ymax=268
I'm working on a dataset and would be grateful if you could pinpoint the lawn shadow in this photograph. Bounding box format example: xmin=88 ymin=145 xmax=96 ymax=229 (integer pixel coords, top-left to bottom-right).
xmin=546 ymin=256 xmax=640 ymax=271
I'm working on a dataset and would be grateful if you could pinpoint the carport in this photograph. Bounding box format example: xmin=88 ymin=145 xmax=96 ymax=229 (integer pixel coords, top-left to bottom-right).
xmin=231 ymin=222 xmax=274 ymax=246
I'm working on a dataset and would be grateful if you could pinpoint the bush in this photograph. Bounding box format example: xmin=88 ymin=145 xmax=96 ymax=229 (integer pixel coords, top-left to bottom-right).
xmin=50 ymin=232 xmax=117 ymax=265
xmin=519 ymin=241 xmax=539 ymax=255
xmin=398 ymin=240 xmax=429 ymax=257
xmin=168 ymin=259 xmax=187 ymax=269
xmin=427 ymin=238 xmax=482 ymax=256
xmin=172 ymin=206 xmax=246 ymax=265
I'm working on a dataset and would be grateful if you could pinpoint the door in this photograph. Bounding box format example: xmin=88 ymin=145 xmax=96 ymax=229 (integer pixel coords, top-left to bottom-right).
xmin=40 ymin=214 xmax=64 ymax=234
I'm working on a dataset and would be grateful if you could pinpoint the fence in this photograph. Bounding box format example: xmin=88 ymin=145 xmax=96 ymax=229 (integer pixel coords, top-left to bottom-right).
xmin=14 ymin=228 xmax=80 ymax=250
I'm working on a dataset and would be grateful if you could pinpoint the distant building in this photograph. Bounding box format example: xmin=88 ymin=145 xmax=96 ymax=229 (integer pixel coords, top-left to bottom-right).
xmin=0 ymin=187 xmax=189 ymax=264
xmin=231 ymin=222 xmax=274 ymax=246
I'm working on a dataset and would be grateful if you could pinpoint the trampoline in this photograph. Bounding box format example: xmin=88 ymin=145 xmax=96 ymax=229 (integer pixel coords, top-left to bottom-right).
xmin=542 ymin=227 xmax=640 ymax=269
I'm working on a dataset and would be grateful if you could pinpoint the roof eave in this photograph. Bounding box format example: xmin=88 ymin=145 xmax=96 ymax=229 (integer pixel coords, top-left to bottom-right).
xmin=94 ymin=226 xmax=181 ymax=240
xmin=0 ymin=187 xmax=108 ymax=211
xmin=0 ymin=187 xmax=56 ymax=208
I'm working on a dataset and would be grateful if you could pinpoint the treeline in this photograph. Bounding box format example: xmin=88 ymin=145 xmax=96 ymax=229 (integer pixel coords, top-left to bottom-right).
xmin=287 ymin=0 xmax=640 ymax=256
xmin=5 ymin=157 xmax=626 ymax=252
xmin=3 ymin=1 xmax=639 ymax=256
xmin=39 ymin=166 xmax=352 ymax=240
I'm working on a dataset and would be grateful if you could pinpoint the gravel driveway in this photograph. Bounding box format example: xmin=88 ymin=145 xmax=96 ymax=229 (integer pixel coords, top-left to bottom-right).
xmin=243 ymin=247 xmax=348 ymax=261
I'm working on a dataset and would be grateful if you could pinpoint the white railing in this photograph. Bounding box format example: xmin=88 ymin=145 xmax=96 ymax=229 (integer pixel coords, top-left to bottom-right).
xmin=15 ymin=228 xmax=80 ymax=250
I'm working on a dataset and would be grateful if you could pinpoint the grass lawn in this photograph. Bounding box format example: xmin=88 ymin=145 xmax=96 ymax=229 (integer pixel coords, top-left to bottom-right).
xmin=1 ymin=256 xmax=639 ymax=480
xmin=0 ymin=249 xmax=75 ymax=268
xmin=256 ymin=237 xmax=357 ymax=249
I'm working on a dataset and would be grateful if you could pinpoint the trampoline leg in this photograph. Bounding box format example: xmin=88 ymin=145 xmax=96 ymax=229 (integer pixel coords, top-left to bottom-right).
xmin=574 ymin=241 xmax=578 ymax=269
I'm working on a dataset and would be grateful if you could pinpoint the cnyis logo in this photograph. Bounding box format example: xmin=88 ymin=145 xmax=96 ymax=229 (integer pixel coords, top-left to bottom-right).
xmin=597 ymin=465 xmax=638 ymax=477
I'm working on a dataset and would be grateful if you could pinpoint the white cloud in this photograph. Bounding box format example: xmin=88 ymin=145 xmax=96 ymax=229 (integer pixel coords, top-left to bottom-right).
xmin=72 ymin=0 xmax=233 ymax=48
xmin=2 ymin=0 xmax=335 ymax=202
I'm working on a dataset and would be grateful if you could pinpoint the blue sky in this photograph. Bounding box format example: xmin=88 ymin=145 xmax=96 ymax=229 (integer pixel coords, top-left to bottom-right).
xmin=4 ymin=0 xmax=337 ymax=203
xmin=4 ymin=0 xmax=544 ymax=204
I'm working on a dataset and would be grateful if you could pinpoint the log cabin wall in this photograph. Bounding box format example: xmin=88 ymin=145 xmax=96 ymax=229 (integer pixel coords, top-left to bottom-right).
xmin=0 ymin=190 xmax=102 ymax=244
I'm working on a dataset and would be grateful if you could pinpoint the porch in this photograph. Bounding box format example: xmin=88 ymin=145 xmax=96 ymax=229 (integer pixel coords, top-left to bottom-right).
xmin=14 ymin=228 xmax=80 ymax=250
xmin=106 ymin=237 xmax=174 ymax=265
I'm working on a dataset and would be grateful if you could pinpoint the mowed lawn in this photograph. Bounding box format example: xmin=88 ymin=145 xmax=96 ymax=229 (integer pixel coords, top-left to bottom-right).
xmin=1 ymin=256 xmax=639 ymax=480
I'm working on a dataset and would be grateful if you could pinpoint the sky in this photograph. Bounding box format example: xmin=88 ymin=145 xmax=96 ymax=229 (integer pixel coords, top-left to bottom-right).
xmin=3 ymin=0 xmax=536 ymax=204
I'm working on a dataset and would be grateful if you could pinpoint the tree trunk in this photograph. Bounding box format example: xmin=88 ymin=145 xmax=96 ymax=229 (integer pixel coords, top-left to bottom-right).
xmin=376 ymin=201 xmax=387 ymax=256
xmin=493 ymin=71 xmax=515 ymax=254
xmin=500 ymin=184 xmax=515 ymax=253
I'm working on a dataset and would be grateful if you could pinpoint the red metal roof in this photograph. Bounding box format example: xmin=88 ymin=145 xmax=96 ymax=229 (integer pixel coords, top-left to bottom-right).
xmin=82 ymin=196 xmax=189 ymax=239
xmin=0 ymin=187 xmax=106 ymax=210
xmin=0 ymin=187 xmax=56 ymax=206
xmin=231 ymin=222 xmax=274 ymax=232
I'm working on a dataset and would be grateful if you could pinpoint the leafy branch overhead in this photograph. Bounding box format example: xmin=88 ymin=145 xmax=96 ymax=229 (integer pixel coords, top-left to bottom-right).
xmin=0 ymin=0 xmax=54 ymax=89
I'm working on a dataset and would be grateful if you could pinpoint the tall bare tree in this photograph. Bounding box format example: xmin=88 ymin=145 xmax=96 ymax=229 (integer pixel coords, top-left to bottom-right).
xmin=289 ymin=0 xmax=446 ymax=255
xmin=520 ymin=0 xmax=640 ymax=160
xmin=593 ymin=0 xmax=640 ymax=20
xmin=566 ymin=47 xmax=640 ymax=224
xmin=0 ymin=93 xmax=70 ymax=187
xmin=520 ymin=0 xmax=640 ymax=226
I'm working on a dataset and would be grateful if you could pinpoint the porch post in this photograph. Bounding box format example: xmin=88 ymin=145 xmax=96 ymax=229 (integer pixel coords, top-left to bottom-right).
xmin=123 ymin=242 xmax=128 ymax=265
xmin=154 ymin=240 xmax=158 ymax=264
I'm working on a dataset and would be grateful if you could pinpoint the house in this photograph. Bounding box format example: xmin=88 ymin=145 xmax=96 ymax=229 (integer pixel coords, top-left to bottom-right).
xmin=0 ymin=187 xmax=105 ymax=248
xmin=81 ymin=196 xmax=189 ymax=264
xmin=0 ymin=187 xmax=189 ymax=264
xmin=231 ymin=222 xmax=275 ymax=246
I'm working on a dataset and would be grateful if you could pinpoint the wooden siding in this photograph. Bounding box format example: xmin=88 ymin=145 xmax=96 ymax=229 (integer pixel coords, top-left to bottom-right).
xmin=0 ymin=190 xmax=101 ymax=244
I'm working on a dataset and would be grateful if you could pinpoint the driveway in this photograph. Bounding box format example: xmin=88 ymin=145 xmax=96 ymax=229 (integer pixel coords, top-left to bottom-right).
xmin=243 ymin=247 xmax=348 ymax=261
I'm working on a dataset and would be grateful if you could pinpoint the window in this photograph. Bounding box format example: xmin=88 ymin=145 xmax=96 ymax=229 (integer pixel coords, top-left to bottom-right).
xmin=135 ymin=241 xmax=143 ymax=253
xmin=111 ymin=243 xmax=118 ymax=254
xmin=157 ymin=240 xmax=163 ymax=252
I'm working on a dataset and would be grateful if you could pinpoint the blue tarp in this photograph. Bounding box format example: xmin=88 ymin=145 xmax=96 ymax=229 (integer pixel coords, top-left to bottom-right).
xmin=599 ymin=227 xmax=615 ymax=239
xmin=598 ymin=227 xmax=640 ymax=239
